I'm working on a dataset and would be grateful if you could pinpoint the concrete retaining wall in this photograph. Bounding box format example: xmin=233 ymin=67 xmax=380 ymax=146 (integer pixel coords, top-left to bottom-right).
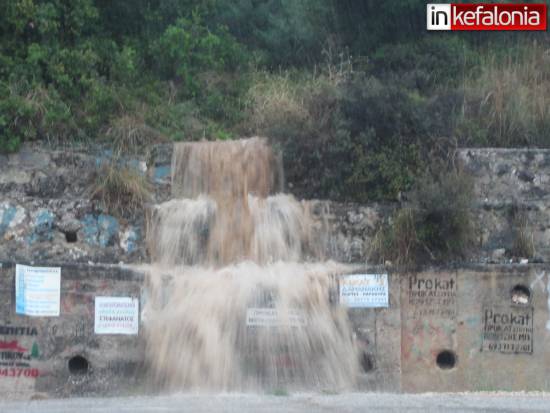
xmin=0 ymin=262 xmax=143 ymax=399
xmin=350 ymin=265 xmax=550 ymax=393
xmin=2 ymin=261 xmax=549 ymax=398
xmin=400 ymin=265 xmax=549 ymax=392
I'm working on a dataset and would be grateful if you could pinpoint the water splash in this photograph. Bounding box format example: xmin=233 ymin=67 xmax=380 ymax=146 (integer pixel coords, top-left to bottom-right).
xmin=143 ymin=138 xmax=359 ymax=391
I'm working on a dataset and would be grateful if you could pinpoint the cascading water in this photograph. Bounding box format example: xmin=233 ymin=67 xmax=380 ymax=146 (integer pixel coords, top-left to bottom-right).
xmin=142 ymin=137 xmax=360 ymax=391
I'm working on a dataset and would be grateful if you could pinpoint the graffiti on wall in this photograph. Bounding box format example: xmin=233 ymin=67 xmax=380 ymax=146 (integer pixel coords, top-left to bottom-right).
xmin=482 ymin=306 xmax=533 ymax=354
xmin=0 ymin=325 xmax=40 ymax=378
xmin=407 ymin=273 xmax=457 ymax=319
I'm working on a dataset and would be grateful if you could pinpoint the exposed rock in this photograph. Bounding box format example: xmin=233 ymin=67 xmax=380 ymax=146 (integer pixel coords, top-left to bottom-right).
xmin=517 ymin=170 xmax=535 ymax=183
xmin=490 ymin=248 xmax=506 ymax=263
xmin=2 ymin=144 xmax=550 ymax=265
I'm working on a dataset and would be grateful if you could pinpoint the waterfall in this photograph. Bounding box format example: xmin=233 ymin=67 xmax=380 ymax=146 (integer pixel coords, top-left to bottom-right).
xmin=142 ymin=138 xmax=359 ymax=391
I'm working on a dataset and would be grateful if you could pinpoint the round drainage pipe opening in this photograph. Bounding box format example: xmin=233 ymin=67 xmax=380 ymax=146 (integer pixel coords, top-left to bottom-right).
xmin=511 ymin=284 xmax=531 ymax=305
xmin=68 ymin=355 xmax=89 ymax=375
xmin=436 ymin=350 xmax=456 ymax=370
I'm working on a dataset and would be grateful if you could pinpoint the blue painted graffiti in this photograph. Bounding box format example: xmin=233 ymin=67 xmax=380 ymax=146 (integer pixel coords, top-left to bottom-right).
xmin=82 ymin=214 xmax=100 ymax=245
xmin=154 ymin=165 xmax=171 ymax=183
xmin=124 ymin=227 xmax=140 ymax=253
xmin=0 ymin=205 xmax=16 ymax=236
xmin=27 ymin=209 xmax=55 ymax=244
xmin=95 ymin=149 xmax=114 ymax=169
xmin=81 ymin=213 xmax=119 ymax=247
xmin=98 ymin=214 xmax=119 ymax=247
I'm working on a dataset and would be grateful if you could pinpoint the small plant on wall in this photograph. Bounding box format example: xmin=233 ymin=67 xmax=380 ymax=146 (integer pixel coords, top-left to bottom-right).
xmin=508 ymin=205 xmax=536 ymax=260
xmin=91 ymin=153 xmax=151 ymax=219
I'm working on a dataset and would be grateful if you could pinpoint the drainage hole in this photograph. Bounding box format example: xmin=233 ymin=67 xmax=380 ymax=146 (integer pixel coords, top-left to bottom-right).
xmin=68 ymin=355 xmax=89 ymax=375
xmin=360 ymin=352 xmax=375 ymax=373
xmin=511 ymin=284 xmax=531 ymax=305
xmin=65 ymin=231 xmax=78 ymax=243
xmin=436 ymin=350 xmax=456 ymax=370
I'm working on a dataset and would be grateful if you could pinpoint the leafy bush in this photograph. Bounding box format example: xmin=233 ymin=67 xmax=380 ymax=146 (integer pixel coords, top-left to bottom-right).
xmin=0 ymin=82 xmax=76 ymax=152
xmin=410 ymin=164 xmax=475 ymax=260
xmin=369 ymin=164 xmax=475 ymax=267
xmin=244 ymin=69 xmax=349 ymax=198
xmin=245 ymin=67 xmax=437 ymax=202
xmin=154 ymin=15 xmax=245 ymax=95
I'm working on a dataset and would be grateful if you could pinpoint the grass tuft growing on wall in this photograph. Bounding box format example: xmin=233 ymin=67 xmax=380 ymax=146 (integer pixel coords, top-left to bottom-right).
xmin=91 ymin=160 xmax=151 ymax=218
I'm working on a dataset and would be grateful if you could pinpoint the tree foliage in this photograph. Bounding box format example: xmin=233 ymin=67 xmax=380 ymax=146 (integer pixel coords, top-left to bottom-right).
xmin=1 ymin=0 xmax=548 ymax=202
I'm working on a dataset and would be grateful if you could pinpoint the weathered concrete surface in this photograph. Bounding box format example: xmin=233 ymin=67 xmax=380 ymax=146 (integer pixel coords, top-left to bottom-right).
xmin=3 ymin=143 xmax=550 ymax=398
xmin=3 ymin=392 xmax=550 ymax=413
xmin=350 ymin=272 xmax=401 ymax=392
xmin=400 ymin=265 xmax=550 ymax=392
xmin=0 ymin=262 xmax=144 ymax=400
xmin=1 ymin=262 xmax=550 ymax=397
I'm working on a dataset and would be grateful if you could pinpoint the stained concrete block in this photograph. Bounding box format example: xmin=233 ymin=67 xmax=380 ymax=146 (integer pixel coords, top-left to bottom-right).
xmin=348 ymin=272 xmax=401 ymax=392
xmin=2 ymin=263 xmax=550 ymax=397
xmin=400 ymin=270 xmax=458 ymax=392
xmin=0 ymin=262 xmax=144 ymax=399
xmin=400 ymin=265 xmax=550 ymax=392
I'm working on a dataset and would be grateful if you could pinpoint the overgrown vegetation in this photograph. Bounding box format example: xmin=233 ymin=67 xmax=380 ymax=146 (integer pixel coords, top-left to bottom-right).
xmin=91 ymin=159 xmax=152 ymax=218
xmin=369 ymin=165 xmax=475 ymax=268
xmin=1 ymin=0 xmax=549 ymax=202
xmin=509 ymin=206 xmax=536 ymax=259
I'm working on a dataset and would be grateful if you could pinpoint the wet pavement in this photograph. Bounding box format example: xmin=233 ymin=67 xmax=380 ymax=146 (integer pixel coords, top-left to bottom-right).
xmin=1 ymin=392 xmax=550 ymax=412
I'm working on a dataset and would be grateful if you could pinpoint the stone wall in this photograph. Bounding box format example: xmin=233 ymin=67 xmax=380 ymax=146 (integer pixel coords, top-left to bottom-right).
xmin=0 ymin=143 xmax=378 ymax=265
xmin=2 ymin=144 xmax=550 ymax=397
xmin=3 ymin=145 xmax=550 ymax=266
xmin=0 ymin=145 xmax=150 ymax=264
xmin=459 ymin=148 xmax=550 ymax=263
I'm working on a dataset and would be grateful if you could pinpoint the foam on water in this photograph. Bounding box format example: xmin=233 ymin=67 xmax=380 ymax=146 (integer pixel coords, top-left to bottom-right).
xmin=142 ymin=138 xmax=360 ymax=391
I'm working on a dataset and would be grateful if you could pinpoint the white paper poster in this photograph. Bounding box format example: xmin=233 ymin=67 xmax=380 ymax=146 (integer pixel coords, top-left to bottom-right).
xmin=246 ymin=308 xmax=306 ymax=327
xmin=340 ymin=273 xmax=389 ymax=308
xmin=15 ymin=264 xmax=61 ymax=317
xmin=94 ymin=296 xmax=139 ymax=335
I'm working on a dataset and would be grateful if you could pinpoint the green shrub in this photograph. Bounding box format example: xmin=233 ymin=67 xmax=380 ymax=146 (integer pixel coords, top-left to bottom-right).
xmin=245 ymin=68 xmax=437 ymax=202
xmin=105 ymin=114 xmax=166 ymax=155
xmin=370 ymin=37 xmax=472 ymax=90
xmin=411 ymin=165 xmax=475 ymax=260
xmin=0 ymin=90 xmax=33 ymax=153
xmin=369 ymin=164 xmax=475 ymax=267
xmin=154 ymin=14 xmax=245 ymax=95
